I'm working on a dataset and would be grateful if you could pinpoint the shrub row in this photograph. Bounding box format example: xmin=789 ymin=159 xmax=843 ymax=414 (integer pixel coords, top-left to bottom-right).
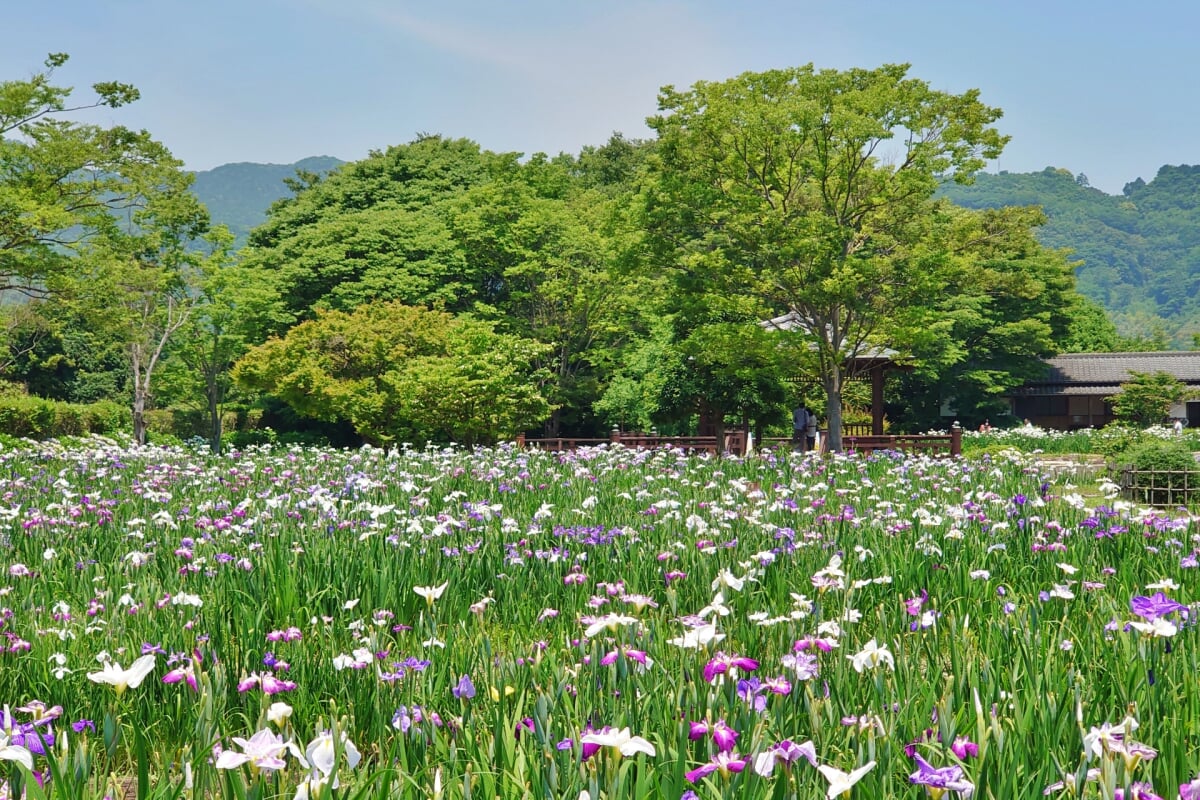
xmin=0 ymin=395 xmax=128 ymax=438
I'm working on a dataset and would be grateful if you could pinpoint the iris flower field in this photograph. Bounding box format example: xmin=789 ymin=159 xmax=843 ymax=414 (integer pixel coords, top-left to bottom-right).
xmin=1 ymin=436 xmax=1198 ymax=800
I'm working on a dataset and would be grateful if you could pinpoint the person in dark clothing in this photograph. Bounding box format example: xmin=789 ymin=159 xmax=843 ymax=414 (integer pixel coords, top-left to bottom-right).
xmin=793 ymin=405 xmax=812 ymax=452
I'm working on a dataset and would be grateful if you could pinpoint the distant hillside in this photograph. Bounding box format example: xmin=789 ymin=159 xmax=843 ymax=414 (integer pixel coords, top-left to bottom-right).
xmin=191 ymin=156 xmax=344 ymax=245
xmin=939 ymin=165 xmax=1200 ymax=343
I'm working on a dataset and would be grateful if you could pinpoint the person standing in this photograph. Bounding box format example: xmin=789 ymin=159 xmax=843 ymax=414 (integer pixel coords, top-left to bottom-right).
xmin=793 ymin=404 xmax=811 ymax=452
xmin=805 ymin=408 xmax=818 ymax=453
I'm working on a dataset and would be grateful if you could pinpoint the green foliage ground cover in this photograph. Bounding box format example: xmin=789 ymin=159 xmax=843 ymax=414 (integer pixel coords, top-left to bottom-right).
xmin=0 ymin=438 xmax=1197 ymax=799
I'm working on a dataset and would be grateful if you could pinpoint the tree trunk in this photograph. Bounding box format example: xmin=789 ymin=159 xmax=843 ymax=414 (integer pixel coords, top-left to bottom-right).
xmin=207 ymin=381 xmax=222 ymax=453
xmin=544 ymin=408 xmax=562 ymax=438
xmin=823 ymin=365 xmax=844 ymax=453
xmin=131 ymin=348 xmax=147 ymax=446
xmin=132 ymin=388 xmax=147 ymax=446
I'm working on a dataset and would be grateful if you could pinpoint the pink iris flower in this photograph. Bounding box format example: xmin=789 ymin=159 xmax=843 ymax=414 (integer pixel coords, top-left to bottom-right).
xmin=685 ymin=751 xmax=748 ymax=783
xmin=703 ymin=652 xmax=759 ymax=683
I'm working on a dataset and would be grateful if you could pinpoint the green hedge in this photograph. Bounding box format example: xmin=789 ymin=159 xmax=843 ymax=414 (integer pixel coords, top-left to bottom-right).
xmin=0 ymin=395 xmax=128 ymax=439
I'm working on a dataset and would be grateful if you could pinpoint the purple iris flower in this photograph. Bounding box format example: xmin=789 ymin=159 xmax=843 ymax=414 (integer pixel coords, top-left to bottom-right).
xmin=711 ymin=721 xmax=738 ymax=752
xmin=1114 ymin=783 xmax=1163 ymax=800
xmin=687 ymin=720 xmax=738 ymax=750
xmin=452 ymin=674 xmax=476 ymax=699
xmin=1130 ymin=592 xmax=1187 ymax=621
xmin=909 ymin=754 xmax=974 ymax=795
xmin=754 ymin=739 xmax=818 ymax=776
xmin=0 ymin=709 xmax=56 ymax=756
xmin=580 ymin=725 xmax=606 ymax=761
xmin=950 ymin=735 xmax=979 ymax=759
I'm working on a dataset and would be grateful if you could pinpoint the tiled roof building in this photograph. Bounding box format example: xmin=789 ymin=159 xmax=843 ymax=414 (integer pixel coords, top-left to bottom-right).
xmin=1011 ymin=352 xmax=1200 ymax=428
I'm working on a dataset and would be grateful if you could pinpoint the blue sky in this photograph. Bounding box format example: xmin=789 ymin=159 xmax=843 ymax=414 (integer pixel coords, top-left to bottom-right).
xmin=3 ymin=0 xmax=1195 ymax=195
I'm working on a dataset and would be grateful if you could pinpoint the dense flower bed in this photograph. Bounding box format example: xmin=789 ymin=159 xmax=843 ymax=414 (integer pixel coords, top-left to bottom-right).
xmin=0 ymin=437 xmax=1197 ymax=799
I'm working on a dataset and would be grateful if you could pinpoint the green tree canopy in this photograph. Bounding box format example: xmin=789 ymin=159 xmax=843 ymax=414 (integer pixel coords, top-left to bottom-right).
xmin=643 ymin=63 xmax=1008 ymax=449
xmin=1111 ymin=370 xmax=1195 ymax=427
xmin=233 ymin=302 xmax=552 ymax=445
xmin=1 ymin=53 xmax=178 ymax=298
xmin=239 ymin=136 xmax=515 ymax=335
xmin=238 ymin=135 xmax=648 ymax=438
xmin=892 ymin=205 xmax=1080 ymax=429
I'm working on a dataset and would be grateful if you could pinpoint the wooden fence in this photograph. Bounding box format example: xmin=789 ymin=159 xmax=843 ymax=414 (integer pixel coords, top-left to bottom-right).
xmin=1119 ymin=467 xmax=1200 ymax=507
xmin=517 ymin=429 xmax=746 ymax=456
xmin=842 ymin=425 xmax=962 ymax=458
xmin=519 ymin=425 xmax=960 ymax=458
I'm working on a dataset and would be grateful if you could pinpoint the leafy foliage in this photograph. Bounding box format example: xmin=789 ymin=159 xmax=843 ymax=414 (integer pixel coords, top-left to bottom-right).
xmin=233 ymin=302 xmax=552 ymax=445
xmin=0 ymin=54 xmax=178 ymax=298
xmin=1110 ymin=370 xmax=1196 ymax=426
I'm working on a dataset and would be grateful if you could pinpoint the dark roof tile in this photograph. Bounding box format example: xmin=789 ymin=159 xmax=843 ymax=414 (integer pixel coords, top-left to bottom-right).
xmin=1027 ymin=352 xmax=1200 ymax=387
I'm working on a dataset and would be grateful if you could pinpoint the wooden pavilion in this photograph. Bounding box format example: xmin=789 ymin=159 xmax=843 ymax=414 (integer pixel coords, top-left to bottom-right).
xmin=759 ymin=311 xmax=909 ymax=436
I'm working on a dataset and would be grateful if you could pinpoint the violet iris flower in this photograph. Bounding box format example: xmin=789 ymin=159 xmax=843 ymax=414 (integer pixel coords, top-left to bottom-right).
xmin=950 ymin=736 xmax=979 ymax=759
xmin=909 ymin=754 xmax=974 ymax=797
xmin=1130 ymin=592 xmax=1187 ymax=621
xmin=580 ymin=725 xmax=605 ymax=761
xmin=0 ymin=708 xmax=56 ymax=756
xmin=452 ymin=674 xmax=476 ymax=699
xmin=688 ymin=720 xmax=738 ymax=752
xmin=753 ymin=739 xmax=817 ymax=776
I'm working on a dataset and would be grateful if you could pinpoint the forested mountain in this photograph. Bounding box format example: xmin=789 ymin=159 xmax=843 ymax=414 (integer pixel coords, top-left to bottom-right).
xmin=939 ymin=165 xmax=1200 ymax=344
xmin=190 ymin=156 xmax=344 ymax=244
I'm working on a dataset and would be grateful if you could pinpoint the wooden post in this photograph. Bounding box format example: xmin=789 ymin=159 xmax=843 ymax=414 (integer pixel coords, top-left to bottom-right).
xmin=515 ymin=432 xmax=526 ymax=449
xmin=950 ymin=422 xmax=962 ymax=457
xmin=871 ymin=364 xmax=885 ymax=435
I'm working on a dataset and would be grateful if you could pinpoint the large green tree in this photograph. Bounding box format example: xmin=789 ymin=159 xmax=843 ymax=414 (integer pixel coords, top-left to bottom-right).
xmin=71 ymin=184 xmax=219 ymax=445
xmin=644 ymin=63 xmax=1008 ymax=450
xmin=239 ymin=136 xmax=647 ymax=439
xmin=1 ymin=54 xmax=171 ymax=298
xmin=240 ymin=136 xmax=513 ymax=335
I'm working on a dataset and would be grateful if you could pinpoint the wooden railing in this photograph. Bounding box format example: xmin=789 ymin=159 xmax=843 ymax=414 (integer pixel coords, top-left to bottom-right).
xmin=518 ymin=430 xmax=747 ymax=455
xmin=842 ymin=424 xmax=962 ymax=458
xmin=518 ymin=425 xmax=962 ymax=458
